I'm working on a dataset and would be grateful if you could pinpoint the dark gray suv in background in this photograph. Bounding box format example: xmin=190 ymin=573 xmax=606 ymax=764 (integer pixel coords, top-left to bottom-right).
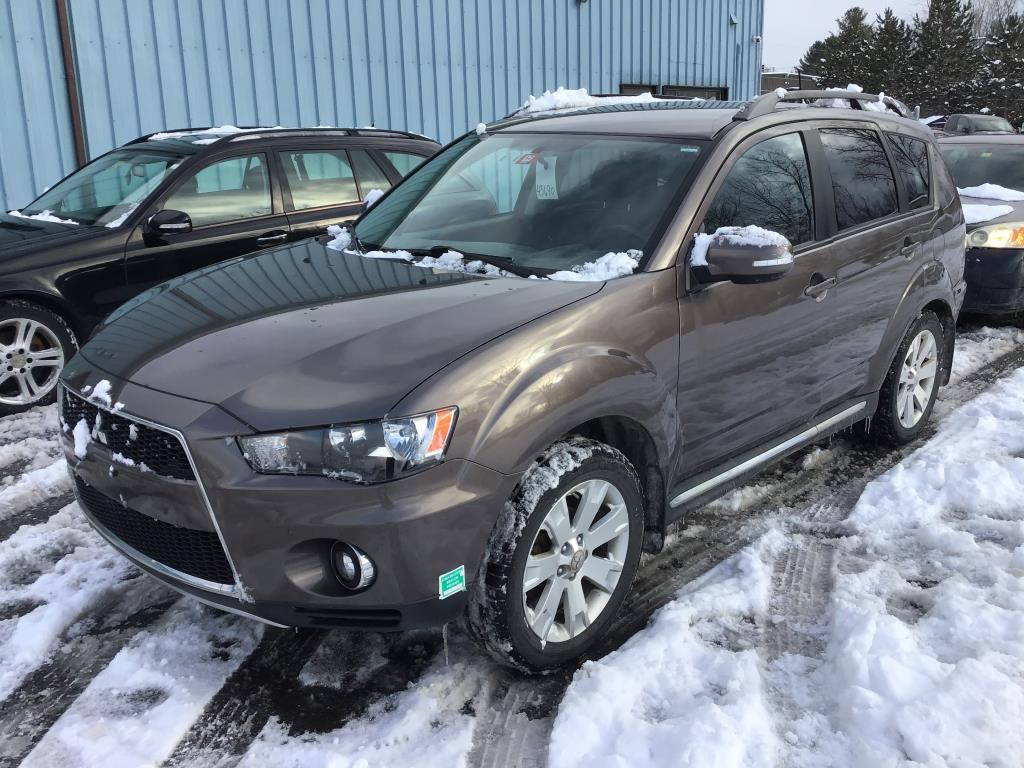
xmin=59 ymin=89 xmax=965 ymax=671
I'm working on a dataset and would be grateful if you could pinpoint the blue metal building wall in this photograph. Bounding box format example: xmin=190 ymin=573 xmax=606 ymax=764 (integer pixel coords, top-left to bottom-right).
xmin=0 ymin=0 xmax=764 ymax=211
xmin=0 ymin=0 xmax=77 ymax=213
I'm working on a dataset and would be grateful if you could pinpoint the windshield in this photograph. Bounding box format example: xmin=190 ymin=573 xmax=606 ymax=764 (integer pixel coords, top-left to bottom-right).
xmin=20 ymin=148 xmax=187 ymax=226
xmin=966 ymin=116 xmax=1014 ymax=133
xmin=940 ymin=144 xmax=1024 ymax=191
xmin=354 ymin=133 xmax=705 ymax=273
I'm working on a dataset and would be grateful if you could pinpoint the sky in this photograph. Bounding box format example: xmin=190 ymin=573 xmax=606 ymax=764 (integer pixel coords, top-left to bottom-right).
xmin=762 ymin=0 xmax=921 ymax=71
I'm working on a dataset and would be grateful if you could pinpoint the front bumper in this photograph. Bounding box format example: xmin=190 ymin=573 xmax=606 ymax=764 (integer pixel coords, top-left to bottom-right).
xmin=59 ymin=374 xmax=520 ymax=631
xmin=962 ymin=246 xmax=1024 ymax=315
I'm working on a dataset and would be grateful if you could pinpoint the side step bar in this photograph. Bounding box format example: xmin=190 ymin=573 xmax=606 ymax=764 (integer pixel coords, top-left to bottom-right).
xmin=669 ymin=401 xmax=868 ymax=509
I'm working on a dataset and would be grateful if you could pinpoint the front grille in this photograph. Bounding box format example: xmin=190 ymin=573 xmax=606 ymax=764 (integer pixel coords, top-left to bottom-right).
xmin=62 ymin=389 xmax=194 ymax=481
xmin=75 ymin=476 xmax=234 ymax=586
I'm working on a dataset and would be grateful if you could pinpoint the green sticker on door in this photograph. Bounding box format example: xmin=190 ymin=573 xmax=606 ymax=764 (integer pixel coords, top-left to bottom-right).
xmin=439 ymin=565 xmax=466 ymax=599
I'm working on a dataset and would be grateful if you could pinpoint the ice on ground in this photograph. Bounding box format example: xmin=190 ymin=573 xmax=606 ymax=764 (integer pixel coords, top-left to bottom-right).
xmin=962 ymin=203 xmax=1014 ymax=225
xmin=9 ymin=210 xmax=79 ymax=226
xmin=22 ymin=599 xmax=262 ymax=768
xmin=949 ymin=325 xmax=1024 ymax=385
xmin=363 ymin=188 xmax=385 ymax=208
xmin=549 ymin=530 xmax=787 ymax=768
xmin=0 ymin=502 xmax=134 ymax=701
xmin=0 ymin=435 xmax=62 ymax=477
xmin=692 ymin=225 xmax=790 ymax=267
xmin=548 ymin=250 xmax=642 ymax=281
xmin=706 ymin=482 xmax=776 ymax=514
xmin=958 ymin=183 xmax=1024 ymax=202
xmin=0 ymin=458 xmax=70 ymax=520
xmin=0 ymin=405 xmax=59 ymax=444
xmin=239 ymin=633 xmax=486 ymax=768
xmin=813 ymin=366 xmax=1024 ymax=766
xmin=518 ymin=87 xmax=655 ymax=115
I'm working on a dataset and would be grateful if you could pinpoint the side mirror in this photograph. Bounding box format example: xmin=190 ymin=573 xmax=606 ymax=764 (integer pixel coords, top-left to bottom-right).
xmin=146 ymin=209 xmax=192 ymax=238
xmin=693 ymin=230 xmax=794 ymax=284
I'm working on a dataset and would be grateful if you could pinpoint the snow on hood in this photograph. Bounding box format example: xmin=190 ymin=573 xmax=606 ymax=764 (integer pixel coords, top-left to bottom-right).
xmin=962 ymin=204 xmax=1015 ymax=225
xmin=8 ymin=209 xmax=79 ymax=226
xmin=691 ymin=225 xmax=791 ymax=267
xmin=958 ymin=183 xmax=1024 ymax=202
xmin=517 ymin=87 xmax=656 ymax=115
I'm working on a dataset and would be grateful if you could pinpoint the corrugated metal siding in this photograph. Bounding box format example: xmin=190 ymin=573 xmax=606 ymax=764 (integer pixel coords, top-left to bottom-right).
xmin=0 ymin=0 xmax=763 ymax=211
xmin=0 ymin=0 xmax=77 ymax=212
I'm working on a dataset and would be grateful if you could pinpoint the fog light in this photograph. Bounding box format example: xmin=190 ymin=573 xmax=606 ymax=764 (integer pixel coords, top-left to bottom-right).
xmin=332 ymin=543 xmax=376 ymax=590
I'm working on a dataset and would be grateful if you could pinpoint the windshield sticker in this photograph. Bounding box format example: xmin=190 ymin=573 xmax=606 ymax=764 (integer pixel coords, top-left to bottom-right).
xmin=535 ymin=157 xmax=558 ymax=200
xmin=679 ymin=146 xmax=701 ymax=154
xmin=515 ymin=152 xmax=541 ymax=165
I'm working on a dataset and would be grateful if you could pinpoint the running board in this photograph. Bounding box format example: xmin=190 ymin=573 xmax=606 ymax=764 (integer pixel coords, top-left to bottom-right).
xmin=669 ymin=400 xmax=868 ymax=509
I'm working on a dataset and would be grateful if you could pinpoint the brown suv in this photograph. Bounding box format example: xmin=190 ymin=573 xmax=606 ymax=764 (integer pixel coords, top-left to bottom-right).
xmin=59 ymin=90 xmax=966 ymax=671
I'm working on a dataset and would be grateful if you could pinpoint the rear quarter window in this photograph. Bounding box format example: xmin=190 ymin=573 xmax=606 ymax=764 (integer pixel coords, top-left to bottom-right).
xmin=886 ymin=134 xmax=931 ymax=209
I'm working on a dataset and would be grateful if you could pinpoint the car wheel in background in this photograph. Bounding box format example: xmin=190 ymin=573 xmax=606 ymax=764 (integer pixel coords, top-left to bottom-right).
xmin=467 ymin=437 xmax=644 ymax=672
xmin=0 ymin=300 xmax=77 ymax=415
xmin=870 ymin=310 xmax=944 ymax=445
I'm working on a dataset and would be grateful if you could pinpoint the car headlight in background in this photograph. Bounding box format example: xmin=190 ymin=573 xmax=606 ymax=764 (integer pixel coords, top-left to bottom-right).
xmin=238 ymin=407 xmax=457 ymax=484
xmin=969 ymin=222 xmax=1024 ymax=249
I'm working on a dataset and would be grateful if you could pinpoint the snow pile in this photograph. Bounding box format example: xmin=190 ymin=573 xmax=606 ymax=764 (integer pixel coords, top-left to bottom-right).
xmin=148 ymin=125 xmax=279 ymax=142
xmin=414 ymin=249 xmax=508 ymax=277
xmin=362 ymin=188 xmax=385 ymax=208
xmin=239 ymin=634 xmax=486 ymax=768
xmin=22 ymin=599 xmax=262 ymax=768
xmin=475 ymin=122 xmax=488 ymax=136
xmin=815 ymin=366 xmax=1024 ymax=765
xmin=691 ymin=225 xmax=791 ymax=267
xmin=962 ymin=203 xmax=1014 ymax=225
xmin=518 ymin=87 xmax=656 ymax=114
xmin=0 ymin=459 xmax=70 ymax=518
xmin=323 ymin=225 xmax=412 ymax=261
xmin=958 ymin=183 xmax=1024 ymax=201
xmin=949 ymin=325 xmax=1024 ymax=385
xmin=0 ymin=503 xmax=135 ymax=701
xmin=774 ymin=87 xmax=788 ymax=99
xmin=9 ymin=210 xmax=79 ymax=226
xmin=549 ymin=530 xmax=786 ymax=768
xmin=548 ymin=250 xmax=642 ymax=281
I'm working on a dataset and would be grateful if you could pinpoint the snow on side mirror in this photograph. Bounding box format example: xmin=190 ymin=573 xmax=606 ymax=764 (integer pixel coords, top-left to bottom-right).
xmin=691 ymin=226 xmax=794 ymax=284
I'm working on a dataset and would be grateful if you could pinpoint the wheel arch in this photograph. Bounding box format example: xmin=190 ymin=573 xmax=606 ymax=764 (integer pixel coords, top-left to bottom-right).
xmin=0 ymin=289 xmax=83 ymax=345
xmin=921 ymin=297 xmax=956 ymax=385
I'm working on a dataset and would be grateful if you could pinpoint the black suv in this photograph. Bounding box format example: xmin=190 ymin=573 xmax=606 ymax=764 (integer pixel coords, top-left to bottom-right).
xmin=0 ymin=126 xmax=438 ymax=414
xmin=61 ymin=91 xmax=965 ymax=671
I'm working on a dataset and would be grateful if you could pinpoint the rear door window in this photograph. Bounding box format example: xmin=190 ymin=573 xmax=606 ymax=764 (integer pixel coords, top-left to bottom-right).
xmin=703 ymin=132 xmax=815 ymax=246
xmin=350 ymin=150 xmax=393 ymax=196
xmin=886 ymin=134 xmax=930 ymax=209
xmin=282 ymin=150 xmax=359 ymax=210
xmin=819 ymin=128 xmax=899 ymax=230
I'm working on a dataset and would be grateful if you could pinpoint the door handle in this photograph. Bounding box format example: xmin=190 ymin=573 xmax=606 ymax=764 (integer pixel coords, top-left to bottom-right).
xmin=256 ymin=231 xmax=288 ymax=247
xmin=804 ymin=275 xmax=837 ymax=300
xmin=901 ymin=237 xmax=919 ymax=258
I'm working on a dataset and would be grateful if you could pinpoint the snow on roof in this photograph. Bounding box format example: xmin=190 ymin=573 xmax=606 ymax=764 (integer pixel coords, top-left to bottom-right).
xmin=147 ymin=125 xmax=283 ymax=143
xmin=516 ymin=87 xmax=657 ymax=115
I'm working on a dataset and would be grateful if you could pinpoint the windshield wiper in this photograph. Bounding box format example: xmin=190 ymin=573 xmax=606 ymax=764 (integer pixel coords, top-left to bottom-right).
xmin=408 ymin=245 xmax=543 ymax=279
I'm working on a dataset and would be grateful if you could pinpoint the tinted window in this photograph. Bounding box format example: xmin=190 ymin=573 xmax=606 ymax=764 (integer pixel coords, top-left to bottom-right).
xmin=703 ymin=133 xmax=814 ymax=245
xmin=819 ymin=128 xmax=898 ymax=230
xmin=282 ymin=150 xmax=359 ymax=210
xmin=164 ymin=154 xmax=271 ymax=227
xmin=940 ymin=143 xmax=1024 ymax=190
xmin=887 ymin=134 xmax=930 ymax=208
xmin=384 ymin=150 xmax=427 ymax=176
xmin=350 ymin=150 xmax=393 ymax=196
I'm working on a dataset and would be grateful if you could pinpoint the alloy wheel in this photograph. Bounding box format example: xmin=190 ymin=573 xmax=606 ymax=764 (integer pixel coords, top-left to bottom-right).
xmin=897 ymin=328 xmax=938 ymax=429
xmin=522 ymin=478 xmax=631 ymax=644
xmin=0 ymin=318 xmax=65 ymax=406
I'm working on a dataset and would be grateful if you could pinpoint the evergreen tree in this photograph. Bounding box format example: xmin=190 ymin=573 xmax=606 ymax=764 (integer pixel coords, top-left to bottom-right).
xmin=865 ymin=9 xmax=916 ymax=99
xmin=909 ymin=0 xmax=983 ymax=115
xmin=979 ymin=13 xmax=1024 ymax=124
xmin=797 ymin=8 xmax=875 ymax=88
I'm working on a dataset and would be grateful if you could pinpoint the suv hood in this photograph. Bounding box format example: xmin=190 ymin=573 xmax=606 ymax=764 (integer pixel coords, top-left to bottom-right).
xmin=77 ymin=238 xmax=601 ymax=432
xmin=961 ymin=197 xmax=1024 ymax=231
xmin=0 ymin=212 xmax=100 ymax=255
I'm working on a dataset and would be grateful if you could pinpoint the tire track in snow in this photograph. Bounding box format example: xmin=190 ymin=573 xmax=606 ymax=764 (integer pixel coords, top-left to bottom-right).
xmin=468 ymin=339 xmax=1024 ymax=768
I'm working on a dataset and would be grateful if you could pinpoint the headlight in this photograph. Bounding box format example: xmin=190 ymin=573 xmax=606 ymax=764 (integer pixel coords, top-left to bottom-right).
xmin=238 ymin=407 xmax=457 ymax=484
xmin=969 ymin=222 xmax=1024 ymax=249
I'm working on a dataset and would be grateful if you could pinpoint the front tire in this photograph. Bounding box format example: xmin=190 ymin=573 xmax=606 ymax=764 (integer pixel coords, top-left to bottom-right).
xmin=467 ymin=438 xmax=644 ymax=672
xmin=0 ymin=301 xmax=77 ymax=416
xmin=869 ymin=310 xmax=944 ymax=445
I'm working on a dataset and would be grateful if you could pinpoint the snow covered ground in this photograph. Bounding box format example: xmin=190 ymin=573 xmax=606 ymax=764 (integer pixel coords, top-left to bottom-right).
xmin=0 ymin=323 xmax=1022 ymax=767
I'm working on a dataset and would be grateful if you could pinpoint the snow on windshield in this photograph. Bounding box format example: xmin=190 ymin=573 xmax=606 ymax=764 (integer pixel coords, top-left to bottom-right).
xmin=548 ymin=250 xmax=643 ymax=281
xmin=8 ymin=209 xmax=79 ymax=226
xmin=691 ymin=225 xmax=791 ymax=267
xmin=517 ymin=87 xmax=656 ymax=114
xmin=958 ymin=183 xmax=1024 ymax=201
xmin=963 ymin=204 xmax=1014 ymax=225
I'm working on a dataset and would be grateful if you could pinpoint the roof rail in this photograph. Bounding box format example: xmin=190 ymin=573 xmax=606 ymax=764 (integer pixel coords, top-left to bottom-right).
xmin=129 ymin=125 xmax=434 ymax=146
xmin=733 ymin=90 xmax=913 ymax=121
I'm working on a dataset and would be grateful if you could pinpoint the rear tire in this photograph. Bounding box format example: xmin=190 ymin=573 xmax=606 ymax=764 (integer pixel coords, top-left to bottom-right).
xmin=466 ymin=437 xmax=644 ymax=672
xmin=0 ymin=301 xmax=77 ymax=416
xmin=869 ymin=310 xmax=944 ymax=445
